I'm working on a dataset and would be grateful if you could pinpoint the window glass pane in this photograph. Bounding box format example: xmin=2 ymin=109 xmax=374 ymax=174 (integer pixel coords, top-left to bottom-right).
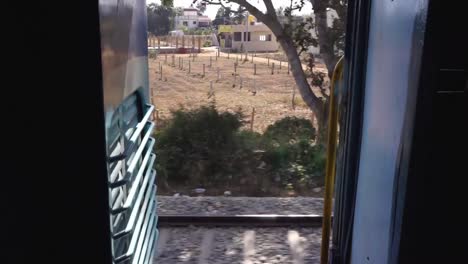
xmin=234 ymin=32 xmax=242 ymax=41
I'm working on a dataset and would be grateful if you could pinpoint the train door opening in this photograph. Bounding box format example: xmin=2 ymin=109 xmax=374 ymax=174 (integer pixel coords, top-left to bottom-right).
xmin=153 ymin=0 xmax=466 ymax=263
xmin=151 ymin=1 xmax=349 ymax=263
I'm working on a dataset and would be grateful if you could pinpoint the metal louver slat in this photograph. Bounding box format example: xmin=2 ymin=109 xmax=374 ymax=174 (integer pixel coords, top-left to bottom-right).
xmin=108 ymin=104 xmax=154 ymax=163
xmin=150 ymin=232 xmax=159 ymax=263
xmin=110 ymin=123 xmax=155 ymax=189
xmin=126 ymin=124 xmax=155 ymax=179
xmin=110 ymin=136 xmax=154 ymax=210
xmin=144 ymin=224 xmax=158 ymax=264
xmin=110 ymin=161 xmax=123 ymax=183
xmin=113 ymin=169 xmax=156 ymax=237
xmin=132 ymin=202 xmax=156 ymax=264
xmin=139 ymin=219 xmax=158 ymax=264
xmin=122 ymin=152 xmax=156 ymax=212
xmin=115 ymin=194 xmax=155 ymax=263
xmin=106 ymin=94 xmax=157 ymax=264
xmin=111 ymin=146 xmax=155 ymax=214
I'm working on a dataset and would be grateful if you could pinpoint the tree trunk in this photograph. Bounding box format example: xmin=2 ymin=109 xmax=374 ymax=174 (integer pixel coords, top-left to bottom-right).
xmin=259 ymin=11 xmax=329 ymax=140
xmin=311 ymin=0 xmax=338 ymax=78
xmin=277 ymin=37 xmax=326 ymax=128
xmin=222 ymin=0 xmax=330 ymax=138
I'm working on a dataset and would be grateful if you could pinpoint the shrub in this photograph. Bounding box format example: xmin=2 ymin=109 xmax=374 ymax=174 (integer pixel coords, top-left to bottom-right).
xmin=203 ymin=40 xmax=212 ymax=47
xmin=154 ymin=106 xmax=325 ymax=196
xmin=261 ymin=117 xmax=324 ymax=192
xmin=183 ymin=28 xmax=213 ymax=36
xmin=155 ymin=104 xmax=254 ymax=188
xmin=148 ymin=50 xmax=158 ymax=59
xmin=263 ymin=116 xmax=316 ymax=143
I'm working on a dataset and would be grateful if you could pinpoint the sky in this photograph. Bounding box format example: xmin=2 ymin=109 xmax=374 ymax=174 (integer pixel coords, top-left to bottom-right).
xmin=148 ymin=0 xmax=313 ymax=19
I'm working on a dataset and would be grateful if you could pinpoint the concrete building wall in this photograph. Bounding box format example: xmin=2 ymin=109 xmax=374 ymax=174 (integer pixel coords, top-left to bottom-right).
xmin=231 ymin=41 xmax=279 ymax=52
xmin=183 ymin=10 xmax=197 ymax=16
xmin=229 ymin=24 xmax=279 ymax=52
xmin=175 ymin=16 xmax=199 ymax=29
xmin=231 ymin=33 xmax=278 ymax=52
xmin=175 ymin=15 xmax=211 ymax=30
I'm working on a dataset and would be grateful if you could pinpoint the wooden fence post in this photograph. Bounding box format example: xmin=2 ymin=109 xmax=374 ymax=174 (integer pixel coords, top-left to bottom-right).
xmin=198 ymin=36 xmax=201 ymax=53
xmin=250 ymin=107 xmax=256 ymax=131
xmin=292 ymin=86 xmax=296 ymax=110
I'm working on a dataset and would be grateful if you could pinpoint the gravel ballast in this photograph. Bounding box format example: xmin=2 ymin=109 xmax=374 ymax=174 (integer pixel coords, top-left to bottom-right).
xmin=157 ymin=196 xmax=324 ymax=216
xmin=155 ymin=227 xmax=322 ymax=264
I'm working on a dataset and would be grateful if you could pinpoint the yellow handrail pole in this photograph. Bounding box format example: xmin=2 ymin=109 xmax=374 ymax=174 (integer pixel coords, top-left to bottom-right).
xmin=320 ymin=56 xmax=344 ymax=264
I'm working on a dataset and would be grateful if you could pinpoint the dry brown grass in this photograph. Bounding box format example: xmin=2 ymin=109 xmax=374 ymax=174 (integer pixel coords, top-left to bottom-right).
xmin=149 ymin=50 xmax=326 ymax=132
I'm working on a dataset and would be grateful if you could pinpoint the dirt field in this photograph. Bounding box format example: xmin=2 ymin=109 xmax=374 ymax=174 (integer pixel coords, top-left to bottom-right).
xmin=149 ymin=49 xmax=327 ymax=132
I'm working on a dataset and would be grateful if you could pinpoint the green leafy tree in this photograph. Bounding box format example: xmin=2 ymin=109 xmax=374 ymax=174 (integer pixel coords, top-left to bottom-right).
xmin=213 ymin=6 xmax=233 ymax=26
xmin=161 ymin=0 xmax=173 ymax=7
xmin=147 ymin=3 xmax=174 ymax=36
xmin=232 ymin=5 xmax=246 ymax=24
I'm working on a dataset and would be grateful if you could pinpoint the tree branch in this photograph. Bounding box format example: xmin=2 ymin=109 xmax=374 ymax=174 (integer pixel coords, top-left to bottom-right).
xmin=198 ymin=0 xmax=267 ymax=21
xmin=263 ymin=0 xmax=277 ymax=16
xmin=198 ymin=0 xmax=246 ymax=14
xmin=229 ymin=0 xmax=267 ymax=20
xmin=309 ymin=0 xmax=337 ymax=76
xmin=319 ymin=85 xmax=329 ymax=100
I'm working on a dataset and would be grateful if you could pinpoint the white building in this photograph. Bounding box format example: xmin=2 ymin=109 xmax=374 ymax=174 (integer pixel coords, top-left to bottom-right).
xmin=175 ymin=8 xmax=211 ymax=30
xmin=218 ymin=16 xmax=279 ymax=52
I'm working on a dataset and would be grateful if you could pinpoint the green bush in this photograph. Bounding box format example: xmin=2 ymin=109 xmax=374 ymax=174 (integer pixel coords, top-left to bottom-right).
xmin=155 ymin=105 xmax=252 ymax=187
xmin=183 ymin=28 xmax=213 ymax=36
xmin=263 ymin=116 xmax=316 ymax=143
xmin=148 ymin=50 xmax=158 ymax=59
xmin=154 ymin=106 xmax=325 ymax=196
xmin=261 ymin=117 xmax=324 ymax=192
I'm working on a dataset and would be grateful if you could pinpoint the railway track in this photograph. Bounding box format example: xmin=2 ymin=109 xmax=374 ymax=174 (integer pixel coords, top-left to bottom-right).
xmin=158 ymin=215 xmax=324 ymax=227
xmin=154 ymin=215 xmax=326 ymax=264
